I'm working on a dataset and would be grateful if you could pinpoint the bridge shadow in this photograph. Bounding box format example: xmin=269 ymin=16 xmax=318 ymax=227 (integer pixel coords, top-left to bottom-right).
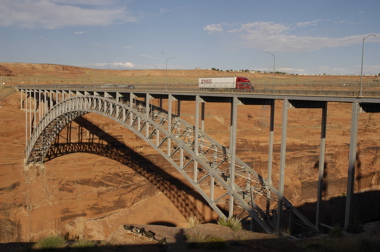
xmin=44 ymin=116 xmax=215 ymax=223
xmin=303 ymin=152 xmax=380 ymax=232
xmin=298 ymin=190 xmax=380 ymax=233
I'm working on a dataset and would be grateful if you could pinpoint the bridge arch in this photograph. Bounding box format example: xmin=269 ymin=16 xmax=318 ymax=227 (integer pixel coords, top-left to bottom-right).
xmin=45 ymin=128 xmax=211 ymax=223
xmin=25 ymin=93 xmax=317 ymax=236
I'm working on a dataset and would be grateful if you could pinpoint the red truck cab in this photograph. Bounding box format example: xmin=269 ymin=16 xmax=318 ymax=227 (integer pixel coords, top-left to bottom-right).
xmin=236 ymin=77 xmax=252 ymax=90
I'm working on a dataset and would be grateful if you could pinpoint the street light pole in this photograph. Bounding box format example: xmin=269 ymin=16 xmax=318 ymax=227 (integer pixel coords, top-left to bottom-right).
xmin=165 ymin=57 xmax=175 ymax=91
xmin=359 ymin=34 xmax=376 ymax=97
xmin=265 ymin=51 xmax=276 ymax=73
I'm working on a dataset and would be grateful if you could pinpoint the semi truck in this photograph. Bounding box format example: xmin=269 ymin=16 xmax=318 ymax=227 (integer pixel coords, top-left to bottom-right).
xmin=198 ymin=77 xmax=253 ymax=90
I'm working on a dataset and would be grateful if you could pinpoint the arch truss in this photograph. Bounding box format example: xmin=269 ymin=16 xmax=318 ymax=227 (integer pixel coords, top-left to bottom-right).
xmin=20 ymin=88 xmax=317 ymax=237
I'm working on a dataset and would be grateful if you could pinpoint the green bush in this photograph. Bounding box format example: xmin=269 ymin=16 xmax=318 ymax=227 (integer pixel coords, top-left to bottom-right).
xmin=217 ymin=217 xmax=242 ymax=232
xmin=71 ymin=239 xmax=96 ymax=248
xmin=186 ymin=233 xmax=207 ymax=243
xmin=33 ymin=235 xmax=67 ymax=249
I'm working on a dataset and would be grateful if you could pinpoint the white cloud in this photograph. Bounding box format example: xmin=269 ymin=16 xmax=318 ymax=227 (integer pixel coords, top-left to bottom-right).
xmin=311 ymin=66 xmax=357 ymax=75
xmin=204 ymin=24 xmax=223 ymax=33
xmin=205 ymin=21 xmax=380 ymax=52
xmin=277 ymin=67 xmax=306 ymax=74
xmin=51 ymin=0 xmax=113 ymax=5
xmin=112 ymin=62 xmax=135 ymax=68
xmin=153 ymin=5 xmax=190 ymax=17
xmin=124 ymin=45 xmax=134 ymax=50
xmin=255 ymin=67 xmax=307 ymax=74
xmin=157 ymin=8 xmax=170 ymax=16
xmin=296 ymin=19 xmax=323 ymax=27
xmin=228 ymin=22 xmax=289 ymax=34
xmin=90 ymin=62 xmax=135 ymax=69
xmin=0 ymin=0 xmax=137 ymax=29
xmin=358 ymin=65 xmax=380 ymax=75
xmin=175 ymin=5 xmax=192 ymax=10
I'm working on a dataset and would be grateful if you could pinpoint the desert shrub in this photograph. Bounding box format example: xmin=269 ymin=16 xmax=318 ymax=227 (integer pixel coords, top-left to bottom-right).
xmin=217 ymin=217 xmax=242 ymax=232
xmin=217 ymin=217 xmax=228 ymax=226
xmin=33 ymin=235 xmax=67 ymax=249
xmin=186 ymin=233 xmax=207 ymax=243
xmin=188 ymin=216 xmax=201 ymax=228
xmin=70 ymin=239 xmax=96 ymax=248
xmin=279 ymin=227 xmax=292 ymax=237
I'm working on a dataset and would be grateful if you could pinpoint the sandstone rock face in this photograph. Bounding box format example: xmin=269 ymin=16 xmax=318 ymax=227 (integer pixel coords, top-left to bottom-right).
xmin=1 ymin=71 xmax=380 ymax=242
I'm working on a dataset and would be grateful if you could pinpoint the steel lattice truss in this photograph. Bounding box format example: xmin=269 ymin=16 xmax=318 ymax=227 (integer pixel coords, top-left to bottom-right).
xmin=25 ymin=94 xmax=317 ymax=236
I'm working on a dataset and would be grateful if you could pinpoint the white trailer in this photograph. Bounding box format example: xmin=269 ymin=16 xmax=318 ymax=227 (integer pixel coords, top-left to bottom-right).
xmin=198 ymin=77 xmax=252 ymax=90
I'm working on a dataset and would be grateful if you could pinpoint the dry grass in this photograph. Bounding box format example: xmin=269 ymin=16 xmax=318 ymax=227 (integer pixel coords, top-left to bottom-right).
xmin=217 ymin=217 xmax=242 ymax=232
xmin=32 ymin=235 xmax=67 ymax=249
xmin=187 ymin=216 xmax=201 ymax=228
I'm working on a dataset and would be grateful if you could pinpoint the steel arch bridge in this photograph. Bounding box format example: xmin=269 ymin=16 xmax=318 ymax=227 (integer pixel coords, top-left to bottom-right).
xmin=20 ymin=88 xmax=318 ymax=237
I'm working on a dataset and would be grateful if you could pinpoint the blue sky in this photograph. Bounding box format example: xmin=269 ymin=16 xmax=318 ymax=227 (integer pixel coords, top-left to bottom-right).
xmin=0 ymin=0 xmax=379 ymax=75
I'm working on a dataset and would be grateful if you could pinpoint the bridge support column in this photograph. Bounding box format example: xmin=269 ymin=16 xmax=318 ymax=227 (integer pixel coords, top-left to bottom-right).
xmin=228 ymin=97 xmax=240 ymax=218
xmin=345 ymin=102 xmax=360 ymax=230
xmin=23 ymin=89 xmax=28 ymax=152
xmin=145 ymin=93 xmax=152 ymax=138
xmin=33 ymin=89 xmax=36 ymax=131
xmin=266 ymin=100 xmax=275 ymax=215
xmin=129 ymin=93 xmax=135 ymax=126
xmin=177 ymin=99 xmax=181 ymax=116
xmin=28 ymin=89 xmax=32 ymax=144
xmin=316 ymin=102 xmax=327 ymax=230
xmin=38 ymin=89 xmax=41 ymax=124
xmin=277 ymin=99 xmax=290 ymax=235
xmin=194 ymin=96 xmax=204 ymax=183
xmin=168 ymin=95 xmax=177 ymax=156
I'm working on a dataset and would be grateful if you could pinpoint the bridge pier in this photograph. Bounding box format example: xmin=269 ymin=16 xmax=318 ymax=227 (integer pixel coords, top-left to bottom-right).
xmin=345 ymin=102 xmax=360 ymax=230
xmin=266 ymin=100 xmax=275 ymax=216
xmin=228 ymin=97 xmax=240 ymax=218
xmin=315 ymin=102 xmax=327 ymax=230
xmin=276 ymin=99 xmax=290 ymax=235
xmin=193 ymin=96 xmax=201 ymax=183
